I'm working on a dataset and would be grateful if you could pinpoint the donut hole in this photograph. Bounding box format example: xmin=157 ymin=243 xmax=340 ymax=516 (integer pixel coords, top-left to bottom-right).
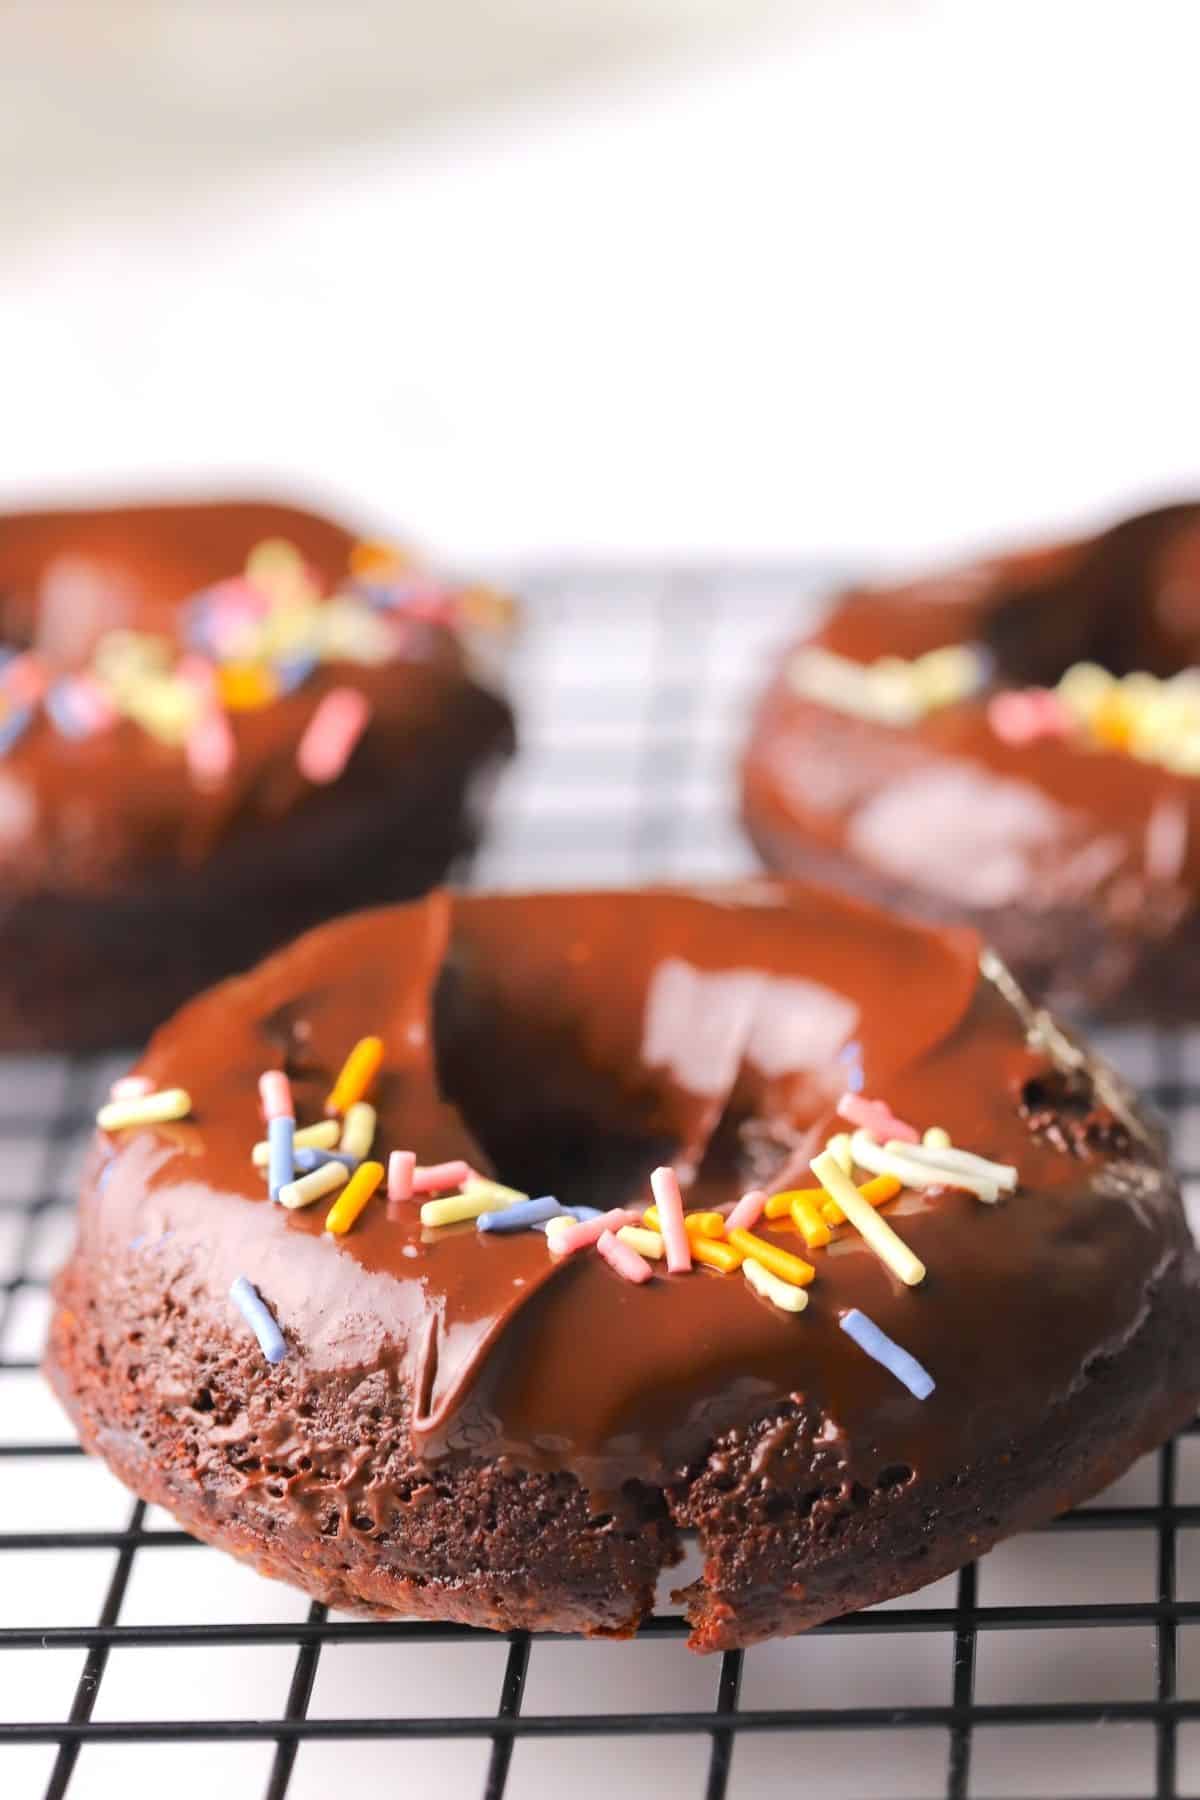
xmin=875 ymin=1462 xmax=914 ymax=1491
xmin=982 ymin=506 xmax=1200 ymax=688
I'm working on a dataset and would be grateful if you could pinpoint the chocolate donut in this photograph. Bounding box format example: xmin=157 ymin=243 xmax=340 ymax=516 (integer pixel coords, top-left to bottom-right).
xmin=0 ymin=499 xmax=514 ymax=1048
xmin=45 ymin=883 xmax=1200 ymax=1649
xmin=742 ymin=502 xmax=1200 ymax=1017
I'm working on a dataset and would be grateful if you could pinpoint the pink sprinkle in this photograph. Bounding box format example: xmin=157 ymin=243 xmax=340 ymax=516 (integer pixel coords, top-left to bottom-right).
xmin=552 ymin=1208 xmax=641 ymax=1256
xmin=177 ymin=654 xmax=218 ymax=703
xmin=837 ymin=1092 xmax=920 ymax=1144
xmin=388 ymin=1150 xmax=416 ymax=1204
xmin=258 ymin=1071 xmax=293 ymax=1122
xmin=988 ymin=688 xmax=1069 ymax=746
xmin=186 ymin=710 xmax=236 ymax=787
xmin=650 ymin=1166 xmax=692 ymax=1274
xmin=399 ymin=590 xmax=459 ymax=629
xmin=6 ymin=654 xmax=47 ymax=705
xmin=62 ymin=674 xmax=116 ymax=736
xmin=411 ymin=1159 xmax=473 ymax=1195
xmin=296 ymin=687 xmax=371 ymax=785
xmin=726 ymin=1188 xmax=768 ymax=1232
xmin=110 ymin=1075 xmax=153 ymax=1102
xmin=596 ymin=1228 xmax=654 ymax=1285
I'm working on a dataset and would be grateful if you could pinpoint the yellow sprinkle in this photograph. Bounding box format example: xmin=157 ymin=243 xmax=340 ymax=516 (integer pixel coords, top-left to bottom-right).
xmin=826 ymin=1132 xmax=854 ymax=1175
xmin=820 ymin=1172 xmax=902 ymax=1227
xmin=790 ymin=1194 xmax=832 ymax=1248
xmin=420 ymin=1190 xmax=495 ymax=1227
xmin=726 ymin=1229 xmax=815 ymax=1288
xmin=252 ymin=1119 xmax=340 ymax=1167
xmin=690 ymin=1235 xmax=744 ymax=1274
xmin=463 ymin=1178 xmax=528 ymax=1207
xmin=320 ymin=597 xmax=398 ymax=665
xmin=325 ymin=1160 xmax=384 ymax=1235
xmin=339 ymin=1101 xmax=377 ymax=1160
xmin=218 ymin=663 xmax=280 ymax=712
xmin=96 ymin=1088 xmax=191 ymax=1132
xmin=617 ymin=1225 xmax=666 ymax=1260
xmin=642 ymin=1205 xmax=725 ymax=1238
xmin=123 ymin=677 xmax=202 ymax=746
xmin=325 ymin=1036 xmax=385 ymax=1115
xmin=545 ymin=1214 xmax=575 ymax=1253
xmin=765 ymin=1185 xmax=823 ymax=1222
xmin=812 ymin=1152 xmax=925 ymax=1286
xmin=1057 ymin=661 xmax=1113 ymax=721
xmin=244 ymin=539 xmax=319 ymax=607
xmin=744 ymin=1256 xmax=809 ymax=1314
xmin=923 ymin=1126 xmax=952 ymax=1150
xmin=278 ymin=1160 xmax=348 ymax=1211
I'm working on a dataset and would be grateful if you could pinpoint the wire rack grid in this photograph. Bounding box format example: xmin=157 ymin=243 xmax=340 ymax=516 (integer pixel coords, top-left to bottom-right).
xmin=2 ymin=566 xmax=1200 ymax=1800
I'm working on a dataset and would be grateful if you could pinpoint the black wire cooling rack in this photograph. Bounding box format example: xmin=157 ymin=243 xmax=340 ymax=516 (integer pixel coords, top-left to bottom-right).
xmin=2 ymin=566 xmax=1200 ymax=1800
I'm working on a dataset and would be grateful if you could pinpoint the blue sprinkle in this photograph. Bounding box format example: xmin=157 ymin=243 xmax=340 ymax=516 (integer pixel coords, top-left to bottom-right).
xmin=293 ymin=1147 xmax=358 ymax=1174
xmin=267 ymin=1115 xmax=295 ymax=1200
xmin=840 ymin=1308 xmax=934 ymax=1400
xmin=529 ymin=1203 xmax=604 ymax=1234
xmin=478 ymin=1195 xmax=565 ymax=1234
xmin=44 ymin=682 xmax=87 ymax=739
xmin=274 ymin=654 xmax=319 ymax=695
xmin=0 ymin=705 xmax=33 ymax=757
xmin=97 ymin=1161 xmax=115 ymax=1191
xmin=839 ymin=1040 xmax=864 ymax=1094
xmin=129 ymin=1230 xmax=172 ymax=1253
xmin=230 ymin=1275 xmax=287 ymax=1365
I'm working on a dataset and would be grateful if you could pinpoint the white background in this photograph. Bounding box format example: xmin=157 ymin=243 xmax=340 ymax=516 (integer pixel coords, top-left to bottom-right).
xmin=2 ymin=0 xmax=1198 ymax=569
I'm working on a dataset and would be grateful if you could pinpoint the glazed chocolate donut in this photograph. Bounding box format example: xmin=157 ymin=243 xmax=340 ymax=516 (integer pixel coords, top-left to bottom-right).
xmin=0 ymin=499 xmax=514 ymax=1048
xmin=742 ymin=502 xmax=1200 ymax=1017
xmin=45 ymin=883 xmax=1200 ymax=1649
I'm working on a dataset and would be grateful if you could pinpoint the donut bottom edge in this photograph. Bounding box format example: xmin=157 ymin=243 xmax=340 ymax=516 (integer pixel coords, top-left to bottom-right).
xmin=43 ymin=1249 xmax=1200 ymax=1653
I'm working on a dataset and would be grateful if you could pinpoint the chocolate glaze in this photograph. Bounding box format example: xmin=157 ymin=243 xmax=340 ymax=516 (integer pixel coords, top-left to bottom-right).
xmin=0 ymin=499 xmax=514 ymax=1046
xmin=59 ymin=883 xmax=1198 ymax=1515
xmin=742 ymin=502 xmax=1200 ymax=1017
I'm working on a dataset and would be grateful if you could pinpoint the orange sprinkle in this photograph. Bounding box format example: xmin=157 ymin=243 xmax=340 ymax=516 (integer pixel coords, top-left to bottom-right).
xmin=790 ymin=1194 xmax=832 ymax=1249
xmin=325 ymin=1160 xmax=384 ymax=1236
xmin=726 ymin=1229 xmax=815 ymax=1288
xmin=643 ymin=1205 xmax=726 ymax=1238
xmin=324 ymin=1035 xmax=385 ymax=1116
xmin=218 ymin=663 xmax=279 ymax=711
xmin=349 ymin=538 xmax=410 ymax=577
xmin=821 ymin=1173 xmax=901 ymax=1227
xmin=765 ymin=1185 xmax=824 ymax=1221
xmin=690 ymin=1235 xmax=744 ymax=1274
xmin=1092 ymin=693 xmax=1132 ymax=750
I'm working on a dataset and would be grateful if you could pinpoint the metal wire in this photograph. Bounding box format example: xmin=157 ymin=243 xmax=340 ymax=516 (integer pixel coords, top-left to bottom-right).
xmin=0 ymin=567 xmax=1194 ymax=1799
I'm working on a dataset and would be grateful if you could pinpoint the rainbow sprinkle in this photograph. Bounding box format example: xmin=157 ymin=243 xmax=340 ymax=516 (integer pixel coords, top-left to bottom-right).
xmin=840 ymin=1307 xmax=934 ymax=1399
xmin=230 ymin=1276 xmax=287 ymax=1365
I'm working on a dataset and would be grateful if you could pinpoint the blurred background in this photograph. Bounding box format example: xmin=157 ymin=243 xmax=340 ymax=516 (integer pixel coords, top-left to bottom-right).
xmin=3 ymin=0 xmax=1198 ymax=569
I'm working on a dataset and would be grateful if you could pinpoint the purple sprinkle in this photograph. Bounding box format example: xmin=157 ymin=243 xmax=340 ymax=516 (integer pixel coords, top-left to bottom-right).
xmin=230 ymin=1275 xmax=287 ymax=1365
xmin=840 ymin=1308 xmax=934 ymax=1400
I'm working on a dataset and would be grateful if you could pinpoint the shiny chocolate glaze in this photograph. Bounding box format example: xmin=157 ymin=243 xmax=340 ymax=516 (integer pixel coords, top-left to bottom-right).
xmin=742 ymin=502 xmax=1200 ymax=1017
xmin=0 ymin=500 xmax=514 ymax=1046
xmin=66 ymin=883 xmax=1197 ymax=1510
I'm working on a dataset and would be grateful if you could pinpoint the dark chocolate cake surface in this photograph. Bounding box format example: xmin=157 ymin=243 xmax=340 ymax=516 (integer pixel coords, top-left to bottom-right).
xmin=46 ymin=883 xmax=1200 ymax=1647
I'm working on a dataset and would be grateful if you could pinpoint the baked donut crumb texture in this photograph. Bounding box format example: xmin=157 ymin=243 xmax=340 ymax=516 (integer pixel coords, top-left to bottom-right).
xmin=46 ymin=883 xmax=1200 ymax=1647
